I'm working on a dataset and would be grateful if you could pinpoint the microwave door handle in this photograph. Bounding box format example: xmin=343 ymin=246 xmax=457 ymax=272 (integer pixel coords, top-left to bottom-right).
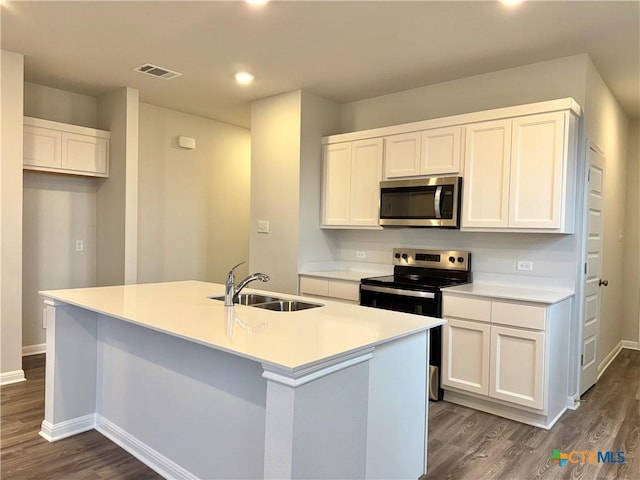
xmin=434 ymin=186 xmax=443 ymax=219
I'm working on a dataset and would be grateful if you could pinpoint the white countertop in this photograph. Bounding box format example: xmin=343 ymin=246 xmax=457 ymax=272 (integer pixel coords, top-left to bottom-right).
xmin=442 ymin=283 xmax=574 ymax=304
xmin=41 ymin=280 xmax=442 ymax=372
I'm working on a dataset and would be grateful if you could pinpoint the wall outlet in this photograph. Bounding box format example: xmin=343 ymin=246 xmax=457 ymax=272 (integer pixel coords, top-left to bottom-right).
xmin=516 ymin=260 xmax=533 ymax=272
xmin=356 ymin=250 xmax=366 ymax=259
xmin=257 ymin=221 xmax=270 ymax=234
xmin=75 ymin=240 xmax=84 ymax=252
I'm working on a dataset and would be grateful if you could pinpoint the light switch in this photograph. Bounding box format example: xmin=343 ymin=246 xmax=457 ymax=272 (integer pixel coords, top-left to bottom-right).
xmin=257 ymin=221 xmax=270 ymax=234
xmin=75 ymin=240 xmax=84 ymax=252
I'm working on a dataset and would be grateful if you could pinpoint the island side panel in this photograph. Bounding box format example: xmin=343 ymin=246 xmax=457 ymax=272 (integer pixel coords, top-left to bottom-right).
xmin=262 ymin=361 xmax=369 ymax=480
xmin=41 ymin=301 xmax=98 ymax=441
xmin=95 ymin=315 xmax=268 ymax=480
xmin=366 ymin=331 xmax=429 ymax=479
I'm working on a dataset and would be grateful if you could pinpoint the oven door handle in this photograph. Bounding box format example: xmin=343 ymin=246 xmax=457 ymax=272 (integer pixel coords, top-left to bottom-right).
xmin=360 ymin=284 xmax=436 ymax=299
xmin=434 ymin=185 xmax=443 ymax=219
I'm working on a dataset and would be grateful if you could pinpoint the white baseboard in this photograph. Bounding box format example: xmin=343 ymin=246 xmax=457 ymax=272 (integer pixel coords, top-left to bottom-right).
xmin=620 ymin=340 xmax=639 ymax=350
xmin=96 ymin=415 xmax=197 ymax=480
xmin=39 ymin=414 xmax=96 ymax=442
xmin=22 ymin=343 xmax=46 ymax=356
xmin=597 ymin=340 xmax=639 ymax=380
xmin=0 ymin=369 xmax=26 ymax=386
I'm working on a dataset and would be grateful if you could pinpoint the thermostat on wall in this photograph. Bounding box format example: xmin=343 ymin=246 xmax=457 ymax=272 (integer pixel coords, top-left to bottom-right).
xmin=177 ymin=136 xmax=196 ymax=150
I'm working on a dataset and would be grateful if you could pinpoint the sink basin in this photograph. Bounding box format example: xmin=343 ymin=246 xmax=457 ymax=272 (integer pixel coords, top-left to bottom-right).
xmin=253 ymin=300 xmax=323 ymax=312
xmin=208 ymin=293 xmax=282 ymax=305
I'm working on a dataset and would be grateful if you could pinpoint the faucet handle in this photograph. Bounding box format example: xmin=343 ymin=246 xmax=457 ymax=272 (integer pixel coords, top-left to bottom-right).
xmin=227 ymin=260 xmax=247 ymax=282
xmin=229 ymin=261 xmax=246 ymax=273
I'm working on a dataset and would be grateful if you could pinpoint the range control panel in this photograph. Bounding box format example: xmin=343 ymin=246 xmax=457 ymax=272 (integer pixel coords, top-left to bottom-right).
xmin=392 ymin=248 xmax=471 ymax=271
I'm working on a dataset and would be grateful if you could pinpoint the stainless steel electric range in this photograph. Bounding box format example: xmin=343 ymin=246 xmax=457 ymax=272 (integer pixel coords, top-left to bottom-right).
xmin=359 ymin=248 xmax=472 ymax=400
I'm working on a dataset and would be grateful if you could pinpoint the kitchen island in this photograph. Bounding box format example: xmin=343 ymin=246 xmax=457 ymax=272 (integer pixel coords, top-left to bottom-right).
xmin=39 ymin=280 xmax=443 ymax=480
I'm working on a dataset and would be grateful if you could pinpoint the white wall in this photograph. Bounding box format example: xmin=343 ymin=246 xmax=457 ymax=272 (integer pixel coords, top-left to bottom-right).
xmin=584 ymin=58 xmax=630 ymax=365
xmin=250 ymin=91 xmax=303 ymax=295
xmin=298 ymin=91 xmax=341 ymax=270
xmin=340 ymin=54 xmax=588 ymax=132
xmin=96 ymin=88 xmax=139 ymax=286
xmin=24 ymin=82 xmax=98 ymax=127
xmin=21 ymin=84 xmax=100 ymax=351
xmin=623 ymin=120 xmax=639 ymax=345
xmin=1 ymin=50 xmax=25 ymax=381
xmin=137 ymin=103 xmax=250 ymax=284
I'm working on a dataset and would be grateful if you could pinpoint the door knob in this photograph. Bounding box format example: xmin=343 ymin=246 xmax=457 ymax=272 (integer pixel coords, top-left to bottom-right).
xmin=598 ymin=279 xmax=609 ymax=287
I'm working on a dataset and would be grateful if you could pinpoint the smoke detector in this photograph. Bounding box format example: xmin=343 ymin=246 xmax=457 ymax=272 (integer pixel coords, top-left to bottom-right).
xmin=134 ymin=63 xmax=182 ymax=80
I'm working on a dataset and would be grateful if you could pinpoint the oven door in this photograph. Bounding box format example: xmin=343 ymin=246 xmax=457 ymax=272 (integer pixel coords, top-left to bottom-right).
xmin=379 ymin=177 xmax=461 ymax=228
xmin=360 ymin=284 xmax=443 ymax=400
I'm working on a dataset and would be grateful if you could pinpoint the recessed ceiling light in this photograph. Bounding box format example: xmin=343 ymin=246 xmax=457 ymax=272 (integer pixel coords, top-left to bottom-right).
xmin=246 ymin=0 xmax=269 ymax=5
xmin=501 ymin=0 xmax=523 ymax=5
xmin=234 ymin=72 xmax=255 ymax=85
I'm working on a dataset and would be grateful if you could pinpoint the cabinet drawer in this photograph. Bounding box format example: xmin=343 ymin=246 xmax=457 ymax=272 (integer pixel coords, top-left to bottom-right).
xmin=299 ymin=277 xmax=329 ymax=297
xmin=443 ymin=296 xmax=491 ymax=322
xmin=327 ymin=280 xmax=360 ymax=302
xmin=491 ymin=302 xmax=546 ymax=330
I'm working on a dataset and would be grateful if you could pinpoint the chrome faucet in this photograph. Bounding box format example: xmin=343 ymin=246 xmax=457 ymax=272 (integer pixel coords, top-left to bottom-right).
xmin=224 ymin=261 xmax=270 ymax=307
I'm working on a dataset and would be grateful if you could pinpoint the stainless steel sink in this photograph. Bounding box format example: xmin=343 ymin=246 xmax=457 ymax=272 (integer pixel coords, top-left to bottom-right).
xmin=208 ymin=293 xmax=282 ymax=305
xmin=253 ymin=300 xmax=323 ymax=312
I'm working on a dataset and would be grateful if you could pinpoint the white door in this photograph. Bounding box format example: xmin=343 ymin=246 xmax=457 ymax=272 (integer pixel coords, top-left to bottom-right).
xmin=580 ymin=147 xmax=606 ymax=394
xmin=461 ymin=119 xmax=512 ymax=228
xmin=489 ymin=325 xmax=545 ymax=410
xmin=441 ymin=319 xmax=490 ymax=396
xmin=419 ymin=126 xmax=461 ymax=175
xmin=508 ymin=112 xmax=565 ymax=229
xmin=322 ymin=142 xmax=352 ymax=225
xmin=349 ymin=138 xmax=383 ymax=226
xmin=383 ymin=131 xmax=421 ymax=179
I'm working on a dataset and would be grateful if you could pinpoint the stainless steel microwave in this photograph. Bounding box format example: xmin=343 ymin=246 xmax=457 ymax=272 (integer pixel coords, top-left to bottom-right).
xmin=379 ymin=176 xmax=462 ymax=228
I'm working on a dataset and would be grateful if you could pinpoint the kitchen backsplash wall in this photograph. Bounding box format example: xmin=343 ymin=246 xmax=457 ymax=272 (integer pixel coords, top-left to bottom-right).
xmin=330 ymin=228 xmax=579 ymax=287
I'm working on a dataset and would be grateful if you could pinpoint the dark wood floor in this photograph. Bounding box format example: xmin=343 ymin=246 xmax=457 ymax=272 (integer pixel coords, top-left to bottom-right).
xmin=0 ymin=355 xmax=161 ymax=480
xmin=1 ymin=350 xmax=638 ymax=479
xmin=427 ymin=348 xmax=640 ymax=480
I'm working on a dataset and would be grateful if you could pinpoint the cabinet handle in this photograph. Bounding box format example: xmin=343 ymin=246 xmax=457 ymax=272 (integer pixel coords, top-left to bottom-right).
xmin=598 ymin=279 xmax=609 ymax=287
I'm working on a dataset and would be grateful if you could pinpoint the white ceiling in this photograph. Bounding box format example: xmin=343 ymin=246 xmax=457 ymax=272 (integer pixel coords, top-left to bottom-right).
xmin=2 ymin=1 xmax=639 ymax=128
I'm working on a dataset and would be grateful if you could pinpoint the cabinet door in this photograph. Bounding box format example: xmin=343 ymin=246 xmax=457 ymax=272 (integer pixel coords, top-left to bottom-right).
xmin=490 ymin=325 xmax=545 ymax=410
xmin=420 ymin=126 xmax=461 ymax=175
xmin=349 ymin=139 xmax=383 ymax=226
xmin=442 ymin=319 xmax=490 ymax=396
xmin=322 ymin=143 xmax=352 ymax=225
xmin=23 ymin=125 xmax=62 ymax=169
xmin=61 ymin=132 xmax=109 ymax=176
xmin=461 ymin=120 xmax=512 ymax=228
xmin=509 ymin=112 xmax=566 ymax=229
xmin=383 ymin=132 xmax=421 ymax=179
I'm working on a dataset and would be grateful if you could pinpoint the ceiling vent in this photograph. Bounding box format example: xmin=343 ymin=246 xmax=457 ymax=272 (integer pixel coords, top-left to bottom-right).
xmin=134 ymin=63 xmax=182 ymax=80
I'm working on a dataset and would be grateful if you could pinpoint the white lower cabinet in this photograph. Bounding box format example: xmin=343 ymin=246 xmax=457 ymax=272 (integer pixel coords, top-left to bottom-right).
xmin=442 ymin=318 xmax=490 ymax=396
xmin=489 ymin=325 xmax=545 ymax=410
xmin=442 ymin=293 xmax=571 ymax=429
xmin=299 ymin=275 xmax=360 ymax=304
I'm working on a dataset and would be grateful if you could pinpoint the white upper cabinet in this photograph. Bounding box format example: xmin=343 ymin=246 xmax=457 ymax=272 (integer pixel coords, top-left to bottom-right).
xmin=461 ymin=120 xmax=512 ymax=228
xmin=23 ymin=117 xmax=110 ymax=177
xmin=322 ymin=142 xmax=352 ymax=225
xmin=509 ymin=113 xmax=565 ymax=229
xmin=383 ymin=132 xmax=421 ymax=178
xmin=322 ymin=138 xmax=383 ymax=228
xmin=462 ymin=111 xmax=575 ymax=233
xmin=420 ymin=126 xmax=461 ymax=175
xmin=321 ymin=98 xmax=580 ymax=233
xmin=384 ymin=126 xmax=462 ymax=179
